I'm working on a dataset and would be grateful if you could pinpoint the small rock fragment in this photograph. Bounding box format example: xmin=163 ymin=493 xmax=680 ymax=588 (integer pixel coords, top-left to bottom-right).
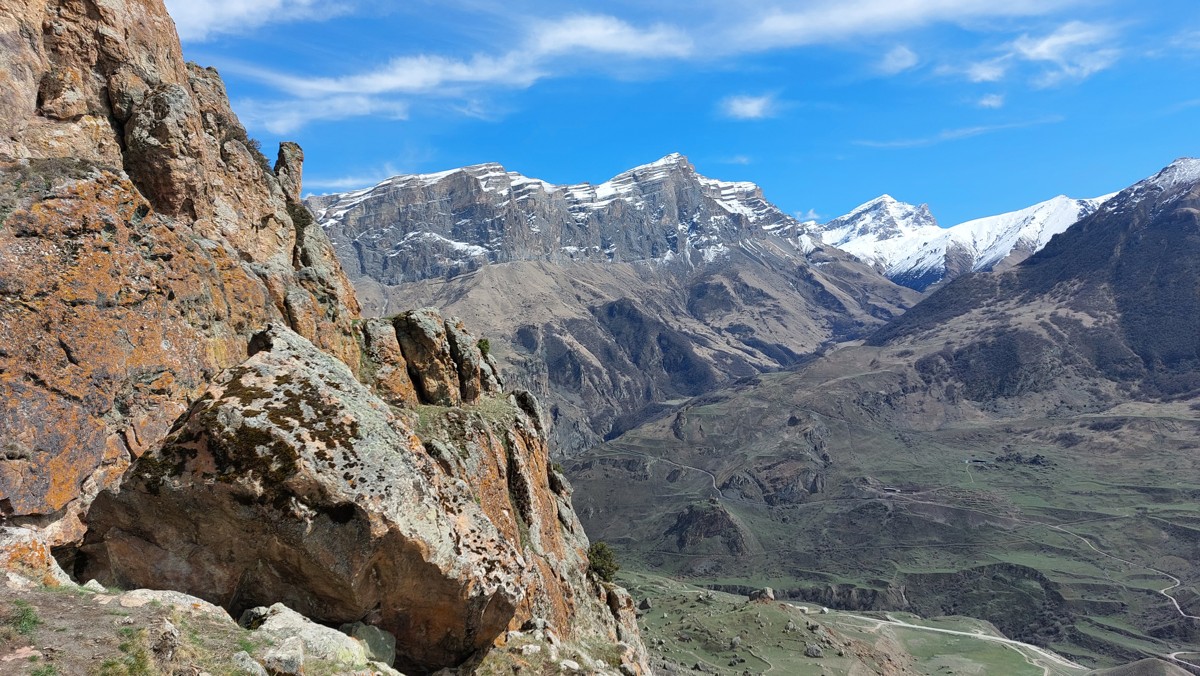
xmin=263 ymin=636 xmax=306 ymax=675
xmin=232 ymin=651 xmax=268 ymax=676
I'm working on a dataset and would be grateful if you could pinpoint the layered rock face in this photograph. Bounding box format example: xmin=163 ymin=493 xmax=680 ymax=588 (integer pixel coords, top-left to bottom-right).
xmin=309 ymin=153 xmax=806 ymax=282
xmin=0 ymin=0 xmax=359 ymax=543
xmin=314 ymin=157 xmax=920 ymax=454
xmin=0 ymin=0 xmax=650 ymax=672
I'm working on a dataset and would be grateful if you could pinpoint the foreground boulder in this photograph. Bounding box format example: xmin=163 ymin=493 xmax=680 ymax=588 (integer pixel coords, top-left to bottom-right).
xmin=81 ymin=325 xmax=524 ymax=672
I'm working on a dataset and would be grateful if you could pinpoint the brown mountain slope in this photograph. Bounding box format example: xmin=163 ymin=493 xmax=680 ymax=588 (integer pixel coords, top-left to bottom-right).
xmin=327 ymin=159 xmax=922 ymax=456
xmin=360 ymin=243 xmax=917 ymax=454
xmin=569 ymin=160 xmax=1200 ymax=669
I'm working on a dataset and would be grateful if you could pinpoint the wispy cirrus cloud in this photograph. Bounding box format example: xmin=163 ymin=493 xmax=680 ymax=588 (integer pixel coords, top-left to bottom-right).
xmin=960 ymin=58 xmax=1009 ymax=83
xmin=1163 ymin=98 xmax=1200 ymax=115
xmin=734 ymin=0 xmax=1078 ymax=51
xmin=720 ymin=94 xmax=779 ymax=120
xmin=1012 ymin=21 xmax=1120 ymax=86
xmin=878 ymin=46 xmax=919 ymax=74
xmin=164 ymin=0 xmax=353 ymax=42
xmin=217 ymin=0 xmax=1099 ymax=132
xmin=225 ymin=12 xmax=695 ymax=131
xmin=855 ymin=115 xmax=1063 ymax=149
xmin=950 ymin=21 xmax=1120 ymax=87
xmin=977 ymin=94 xmax=1006 ymax=108
xmin=234 ymin=95 xmax=409 ymax=135
xmin=718 ymin=155 xmax=754 ymax=165
xmin=530 ymin=15 xmax=693 ymax=58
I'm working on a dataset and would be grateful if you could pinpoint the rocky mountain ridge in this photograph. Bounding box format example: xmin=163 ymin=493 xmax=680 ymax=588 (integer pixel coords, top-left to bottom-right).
xmin=307 ymin=152 xmax=816 ymax=283
xmin=814 ymin=192 xmax=1113 ymax=290
xmin=0 ymin=0 xmax=649 ymax=673
xmin=312 ymin=155 xmax=920 ymax=455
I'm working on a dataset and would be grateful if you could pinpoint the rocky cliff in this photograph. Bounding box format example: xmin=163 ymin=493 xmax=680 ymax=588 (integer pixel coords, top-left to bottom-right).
xmin=312 ymin=158 xmax=920 ymax=454
xmin=0 ymin=0 xmax=649 ymax=672
xmin=0 ymin=0 xmax=360 ymax=544
xmin=308 ymin=153 xmax=809 ymax=282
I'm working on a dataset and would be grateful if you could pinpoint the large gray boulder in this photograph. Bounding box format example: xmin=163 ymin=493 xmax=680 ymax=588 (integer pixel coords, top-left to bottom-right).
xmin=81 ymin=324 xmax=524 ymax=673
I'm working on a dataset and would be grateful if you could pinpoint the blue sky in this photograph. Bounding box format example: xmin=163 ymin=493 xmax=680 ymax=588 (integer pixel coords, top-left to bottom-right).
xmin=168 ymin=0 xmax=1200 ymax=225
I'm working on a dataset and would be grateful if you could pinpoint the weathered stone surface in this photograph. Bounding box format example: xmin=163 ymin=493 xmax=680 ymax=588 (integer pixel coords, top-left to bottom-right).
xmin=233 ymin=651 xmax=269 ymax=676
xmin=0 ymin=526 xmax=72 ymax=589
xmin=411 ymin=375 xmax=652 ymax=674
xmin=275 ymin=142 xmax=304 ymax=204
xmin=0 ymin=3 xmax=652 ymax=674
xmin=393 ymin=308 xmax=462 ymax=405
xmin=263 ymin=636 xmax=305 ymax=676
xmin=341 ymin=621 xmax=397 ymax=667
xmin=0 ymin=0 xmax=361 ymax=542
xmin=749 ymin=587 xmax=776 ymax=602
xmin=252 ymin=603 xmax=369 ymax=666
xmin=361 ymin=318 xmax=419 ymax=408
xmin=116 ymin=589 xmax=233 ymax=621
xmin=81 ymin=325 xmax=525 ymax=673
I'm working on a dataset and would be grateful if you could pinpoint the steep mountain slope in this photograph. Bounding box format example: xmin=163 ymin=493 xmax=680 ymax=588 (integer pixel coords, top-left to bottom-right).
xmin=0 ymin=1 xmax=649 ymax=672
xmin=308 ymin=153 xmax=808 ymax=280
xmin=569 ymin=159 xmax=1200 ymax=669
xmin=817 ymin=193 xmax=1112 ymax=290
xmin=312 ymin=156 xmax=920 ymax=454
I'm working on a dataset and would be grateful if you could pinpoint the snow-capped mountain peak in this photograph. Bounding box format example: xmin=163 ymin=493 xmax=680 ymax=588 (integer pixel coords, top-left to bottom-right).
xmin=821 ymin=195 xmax=940 ymax=246
xmin=812 ymin=192 xmax=1114 ymax=291
xmin=306 ymin=154 xmax=807 ymax=283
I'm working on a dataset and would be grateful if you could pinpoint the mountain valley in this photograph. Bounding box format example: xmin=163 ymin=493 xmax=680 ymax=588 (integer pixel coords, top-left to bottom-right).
xmin=0 ymin=0 xmax=1196 ymax=674
xmin=311 ymin=156 xmax=919 ymax=454
xmin=568 ymin=159 xmax=1200 ymax=670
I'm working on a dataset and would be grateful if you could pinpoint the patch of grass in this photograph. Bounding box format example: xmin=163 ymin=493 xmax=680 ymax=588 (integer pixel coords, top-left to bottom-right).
xmin=96 ymin=628 xmax=153 ymax=676
xmin=31 ymin=666 xmax=59 ymax=676
xmin=5 ymin=600 xmax=42 ymax=636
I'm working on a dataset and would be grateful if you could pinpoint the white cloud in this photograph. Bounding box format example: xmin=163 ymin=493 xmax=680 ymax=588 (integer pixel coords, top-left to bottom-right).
xmin=977 ymin=94 xmax=1005 ymax=108
xmin=233 ymin=95 xmax=409 ymax=134
xmin=226 ymin=13 xmax=699 ymax=131
xmin=720 ymin=94 xmax=777 ymax=120
xmin=531 ymin=15 xmax=693 ymax=58
xmin=963 ymin=58 xmax=1010 ymax=83
xmin=230 ymin=53 xmax=539 ymax=99
xmin=856 ymin=115 xmax=1062 ymax=148
xmin=1165 ymin=98 xmax=1200 ymax=114
xmin=798 ymin=208 xmax=823 ymax=222
xmin=878 ymin=46 xmax=919 ymax=74
xmin=164 ymin=0 xmax=352 ymax=42
xmin=735 ymin=0 xmax=1077 ymax=51
xmin=1011 ymin=21 xmax=1119 ymax=86
xmin=213 ymin=1 xmax=1101 ymax=132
